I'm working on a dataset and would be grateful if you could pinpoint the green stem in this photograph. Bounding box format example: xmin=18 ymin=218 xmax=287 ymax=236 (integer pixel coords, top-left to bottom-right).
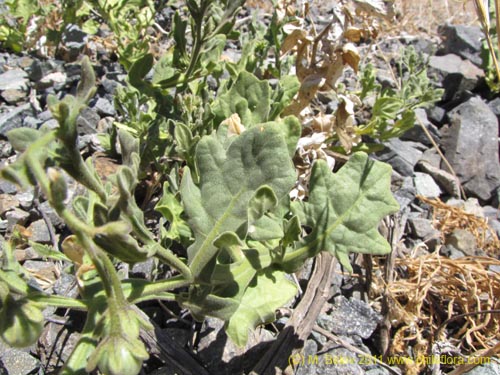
xmin=66 ymin=147 xmax=107 ymax=201
xmin=152 ymin=244 xmax=193 ymax=281
xmin=30 ymin=294 xmax=88 ymax=310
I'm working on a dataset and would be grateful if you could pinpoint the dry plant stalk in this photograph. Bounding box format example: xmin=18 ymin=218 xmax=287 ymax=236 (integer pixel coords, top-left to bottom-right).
xmin=418 ymin=195 xmax=500 ymax=256
xmin=473 ymin=0 xmax=500 ymax=86
xmin=373 ymin=252 xmax=500 ymax=375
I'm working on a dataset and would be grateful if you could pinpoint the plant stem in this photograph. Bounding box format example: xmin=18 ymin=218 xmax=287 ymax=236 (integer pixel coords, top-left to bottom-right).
xmin=30 ymin=294 xmax=88 ymax=310
xmin=152 ymin=244 xmax=193 ymax=281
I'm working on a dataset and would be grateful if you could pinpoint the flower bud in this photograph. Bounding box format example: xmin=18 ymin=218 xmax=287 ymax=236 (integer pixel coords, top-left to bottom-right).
xmin=47 ymin=167 xmax=67 ymax=208
xmin=86 ymin=334 xmax=149 ymax=375
xmin=93 ymin=221 xmax=149 ymax=264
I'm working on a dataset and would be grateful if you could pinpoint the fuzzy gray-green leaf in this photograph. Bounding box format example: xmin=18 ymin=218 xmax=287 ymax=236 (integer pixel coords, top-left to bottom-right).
xmin=287 ymin=152 xmax=399 ymax=272
xmin=181 ymin=125 xmax=295 ymax=278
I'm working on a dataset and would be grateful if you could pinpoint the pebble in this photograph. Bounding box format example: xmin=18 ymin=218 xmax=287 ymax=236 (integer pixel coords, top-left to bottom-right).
xmin=27 ymin=219 xmax=53 ymax=244
xmin=413 ymin=172 xmax=442 ymax=198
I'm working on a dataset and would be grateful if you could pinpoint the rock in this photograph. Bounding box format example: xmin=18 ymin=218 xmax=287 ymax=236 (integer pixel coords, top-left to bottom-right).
xmin=376 ymin=139 xmax=423 ymax=176
xmin=0 ymin=69 xmax=28 ymax=91
xmin=76 ymin=107 xmax=100 ymax=134
xmin=297 ymin=346 xmax=365 ymax=375
xmin=445 ymin=229 xmax=477 ymax=256
xmin=408 ymin=217 xmax=441 ymax=250
xmin=318 ymin=296 xmax=380 ymax=339
xmin=0 ymin=193 xmax=19 ymax=215
xmin=17 ymin=189 xmax=34 ymax=209
xmin=37 ymin=71 xmax=67 ymax=90
xmin=401 ymin=108 xmax=440 ymax=146
xmin=426 ymin=105 xmax=447 ymax=126
xmin=428 ymin=54 xmax=484 ymax=102
xmin=23 ymin=260 xmax=59 ymax=284
xmin=131 ymin=257 xmax=156 ymax=279
xmin=440 ymin=244 xmax=466 ymax=259
xmin=0 ymin=179 xmax=17 ymax=194
xmin=419 ymin=148 xmax=441 ymax=168
xmin=439 ymin=24 xmax=483 ymax=67
xmin=393 ymin=176 xmax=416 ymax=209
xmin=0 ymin=103 xmax=34 ymax=136
xmin=441 ymin=97 xmax=500 ymax=202
xmin=0 ymin=140 xmax=13 ymax=159
xmin=26 ymin=219 xmax=52 ymax=244
xmin=196 ymin=317 xmax=274 ymax=375
xmin=0 ymin=341 xmax=40 ymax=375
xmin=1 ymin=88 xmax=27 ymax=104
xmin=5 ymin=208 xmax=30 ymax=230
xmin=93 ymin=97 xmax=116 ymax=116
xmin=28 ymin=59 xmax=58 ymax=82
xmin=417 ymin=161 xmax=460 ymax=198
xmin=53 ymin=272 xmax=77 ymax=297
xmin=63 ymin=24 xmax=88 ymax=61
xmin=39 ymin=201 xmax=64 ymax=228
xmin=413 ymin=172 xmax=442 ymax=198
xmin=463 ymin=358 xmax=500 ymax=375
xmin=488 ymin=97 xmax=500 ymax=117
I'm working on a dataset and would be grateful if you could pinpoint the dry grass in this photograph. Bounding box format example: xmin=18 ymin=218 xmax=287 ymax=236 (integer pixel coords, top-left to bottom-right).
xmin=393 ymin=0 xmax=479 ymax=34
xmin=247 ymin=1 xmax=479 ymax=35
xmin=373 ymin=253 xmax=500 ymax=375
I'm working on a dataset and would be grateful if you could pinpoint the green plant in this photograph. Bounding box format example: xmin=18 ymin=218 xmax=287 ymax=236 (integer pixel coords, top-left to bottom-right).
xmin=351 ymin=46 xmax=444 ymax=153
xmin=0 ymin=53 xmax=398 ymax=375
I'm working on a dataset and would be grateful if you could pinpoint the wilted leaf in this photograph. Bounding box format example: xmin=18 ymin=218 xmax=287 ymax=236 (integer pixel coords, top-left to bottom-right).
xmin=221 ymin=113 xmax=246 ymax=137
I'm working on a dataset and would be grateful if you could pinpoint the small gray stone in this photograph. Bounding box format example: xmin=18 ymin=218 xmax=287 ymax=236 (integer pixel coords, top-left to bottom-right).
xmin=0 ymin=179 xmax=17 ymax=194
xmin=418 ymin=160 xmax=460 ymax=198
xmin=426 ymin=105 xmax=447 ymax=126
xmin=53 ymin=272 xmax=77 ymax=297
xmin=319 ymin=296 xmax=380 ymax=339
xmin=1 ymin=89 xmax=27 ymax=104
xmin=27 ymin=219 xmax=52 ymax=244
xmin=0 ymin=194 xmax=19 ymax=215
xmin=439 ymin=24 xmax=483 ymax=67
xmin=0 ymin=69 xmax=28 ymax=91
xmin=442 ymin=97 xmax=500 ymax=202
xmin=5 ymin=208 xmax=30 ymax=229
xmin=413 ymin=172 xmax=442 ymax=198
xmin=22 ymin=116 xmax=42 ymax=129
xmin=419 ymin=148 xmax=441 ymax=168
xmin=440 ymin=244 xmax=466 ymax=259
xmin=38 ymin=201 xmax=64 ymax=228
xmin=445 ymin=229 xmax=477 ymax=256
xmin=77 ymin=107 xmax=100 ymax=134
xmin=463 ymin=358 xmax=500 ymax=375
xmin=393 ymin=176 xmax=416 ymax=209
xmin=16 ymin=189 xmax=34 ymax=210
xmin=37 ymin=71 xmax=67 ymax=90
xmin=0 ymin=103 xmax=33 ymax=136
xmin=0 ymin=140 xmax=13 ymax=159
xmin=408 ymin=217 xmax=441 ymax=250
xmin=94 ymin=97 xmax=116 ymax=116
xmin=375 ymin=139 xmax=423 ymax=176
xmin=488 ymin=97 xmax=500 ymax=116
xmin=0 ymin=347 xmax=39 ymax=375
xmin=428 ymin=54 xmax=484 ymax=101
xmin=131 ymin=257 xmax=156 ymax=279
